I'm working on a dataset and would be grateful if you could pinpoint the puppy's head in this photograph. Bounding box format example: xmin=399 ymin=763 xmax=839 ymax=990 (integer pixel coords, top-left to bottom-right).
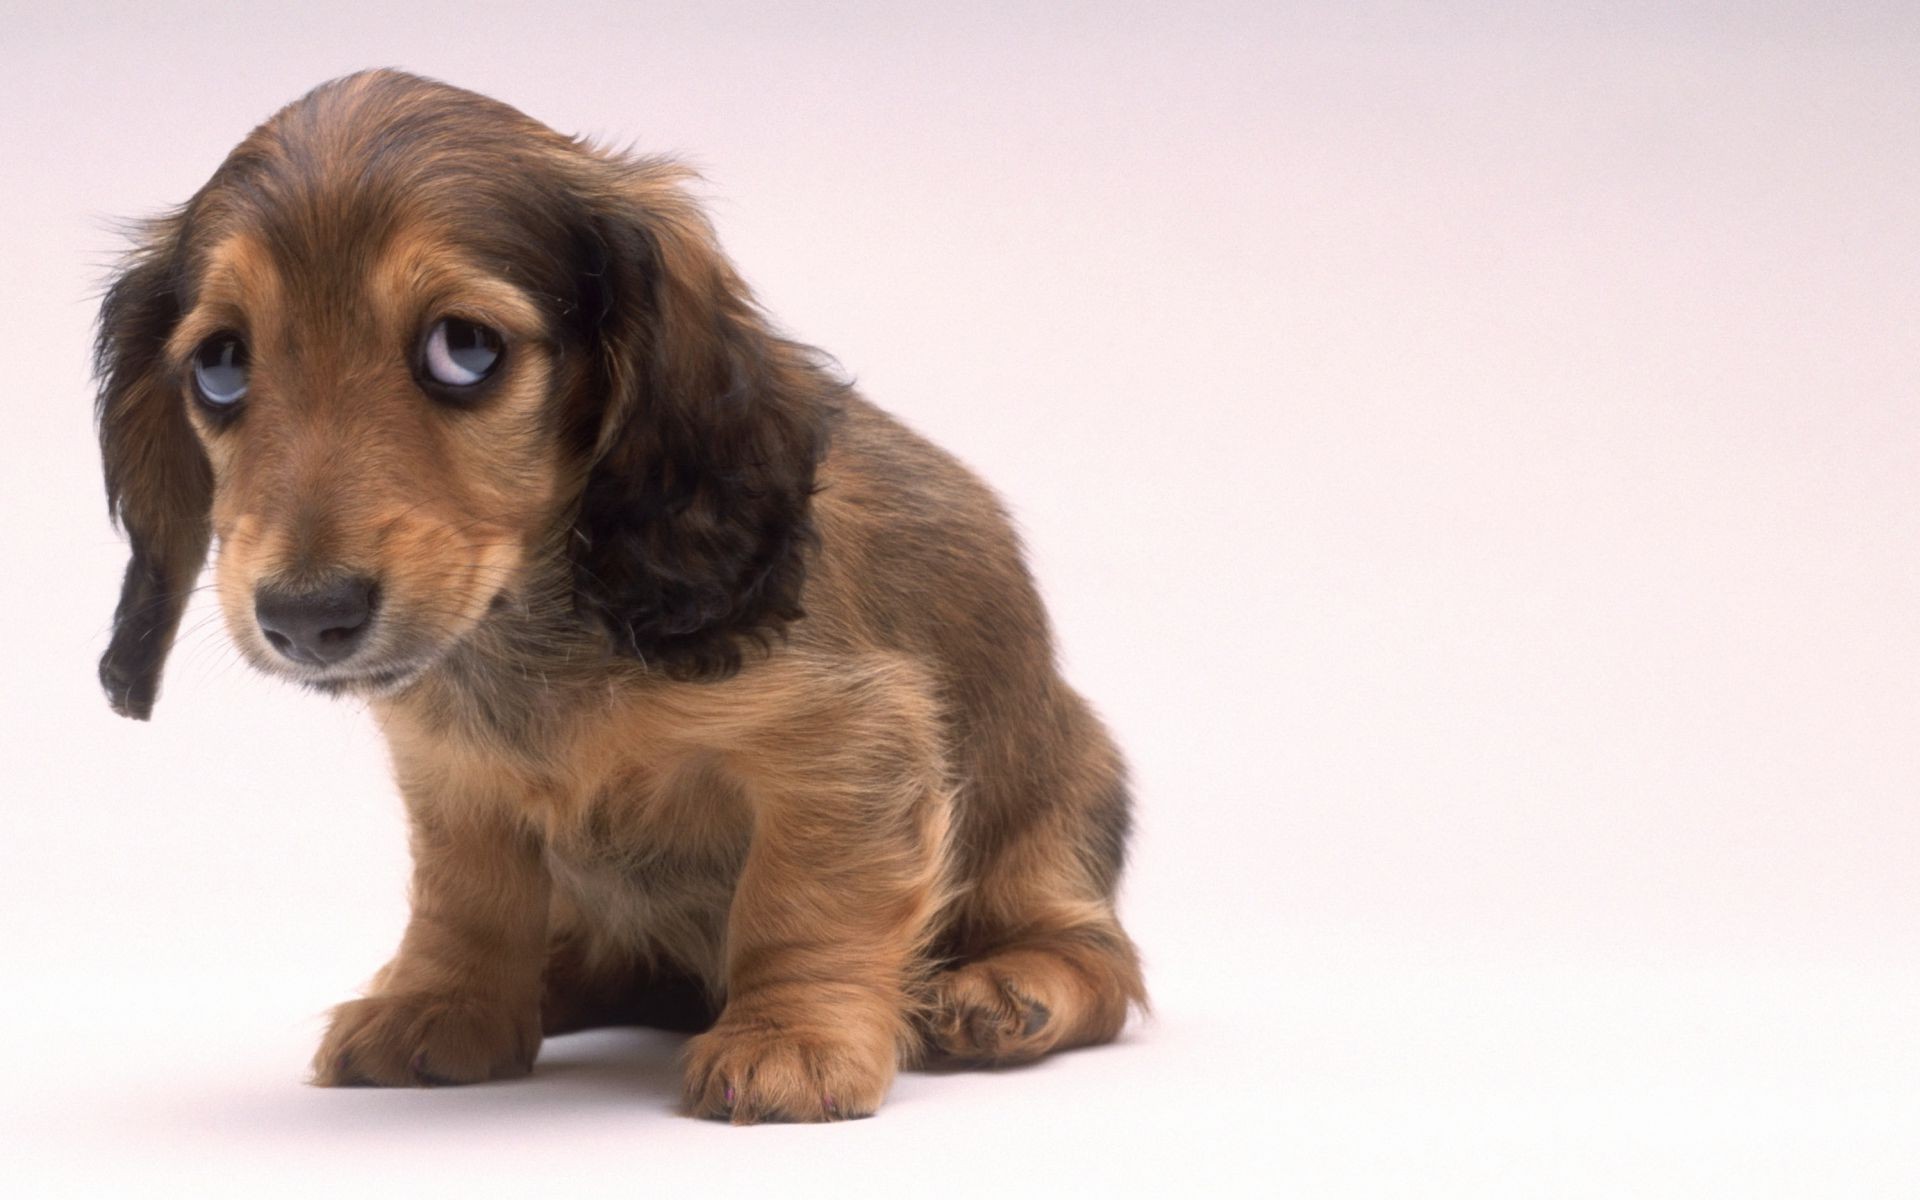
xmin=95 ymin=70 xmax=828 ymax=718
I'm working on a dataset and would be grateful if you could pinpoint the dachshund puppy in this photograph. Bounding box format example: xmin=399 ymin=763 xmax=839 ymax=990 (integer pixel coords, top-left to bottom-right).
xmin=95 ymin=70 xmax=1143 ymax=1122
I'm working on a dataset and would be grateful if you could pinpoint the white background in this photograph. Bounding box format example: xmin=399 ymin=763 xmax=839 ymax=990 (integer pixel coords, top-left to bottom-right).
xmin=4 ymin=2 xmax=1918 ymax=1195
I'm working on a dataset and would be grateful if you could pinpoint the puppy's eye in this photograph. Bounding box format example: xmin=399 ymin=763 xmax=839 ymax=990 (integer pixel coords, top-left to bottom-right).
xmin=423 ymin=317 xmax=504 ymax=388
xmin=192 ymin=335 xmax=250 ymax=408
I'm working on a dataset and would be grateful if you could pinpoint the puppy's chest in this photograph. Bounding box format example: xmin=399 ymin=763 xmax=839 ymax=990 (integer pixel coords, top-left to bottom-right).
xmin=387 ymin=668 xmax=754 ymax=968
xmin=534 ymin=751 xmax=751 ymax=964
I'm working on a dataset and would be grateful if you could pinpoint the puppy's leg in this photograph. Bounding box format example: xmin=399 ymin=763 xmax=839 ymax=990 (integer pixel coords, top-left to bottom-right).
xmin=682 ymin=664 xmax=953 ymax=1123
xmin=926 ymin=721 xmax=1146 ymax=1064
xmin=313 ymin=801 xmax=549 ymax=1086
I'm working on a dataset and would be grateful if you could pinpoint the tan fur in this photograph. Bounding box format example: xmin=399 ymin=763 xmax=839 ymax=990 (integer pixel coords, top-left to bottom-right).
xmin=95 ymin=70 xmax=1144 ymax=1122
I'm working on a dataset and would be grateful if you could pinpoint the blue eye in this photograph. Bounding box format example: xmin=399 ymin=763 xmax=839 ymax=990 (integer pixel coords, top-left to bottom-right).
xmin=423 ymin=317 xmax=503 ymax=388
xmin=192 ymin=335 xmax=250 ymax=408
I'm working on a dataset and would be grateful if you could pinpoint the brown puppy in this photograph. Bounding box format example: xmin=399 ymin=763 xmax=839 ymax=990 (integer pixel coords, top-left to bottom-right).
xmin=95 ymin=70 xmax=1144 ymax=1122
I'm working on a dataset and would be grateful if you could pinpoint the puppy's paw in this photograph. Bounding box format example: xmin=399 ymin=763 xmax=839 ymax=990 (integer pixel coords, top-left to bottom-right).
xmin=312 ymin=991 xmax=539 ymax=1087
xmin=924 ymin=963 xmax=1053 ymax=1064
xmin=683 ymin=1013 xmax=895 ymax=1123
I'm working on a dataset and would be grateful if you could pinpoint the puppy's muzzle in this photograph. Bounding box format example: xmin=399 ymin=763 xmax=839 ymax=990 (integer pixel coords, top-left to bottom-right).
xmin=254 ymin=576 xmax=378 ymax=666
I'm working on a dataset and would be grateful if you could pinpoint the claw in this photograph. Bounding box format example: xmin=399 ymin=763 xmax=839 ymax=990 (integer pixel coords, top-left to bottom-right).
xmin=409 ymin=1049 xmax=456 ymax=1086
xmin=1020 ymin=998 xmax=1052 ymax=1039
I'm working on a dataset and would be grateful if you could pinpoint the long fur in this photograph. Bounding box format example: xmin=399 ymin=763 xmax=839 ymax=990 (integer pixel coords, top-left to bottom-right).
xmin=94 ymin=69 xmax=1144 ymax=1123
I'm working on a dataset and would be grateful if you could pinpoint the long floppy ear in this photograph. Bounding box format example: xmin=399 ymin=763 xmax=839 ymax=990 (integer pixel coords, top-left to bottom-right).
xmin=568 ymin=161 xmax=836 ymax=679
xmin=95 ymin=213 xmax=213 ymax=719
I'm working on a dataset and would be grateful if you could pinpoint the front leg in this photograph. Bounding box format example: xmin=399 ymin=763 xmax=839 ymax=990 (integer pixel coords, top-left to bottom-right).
xmin=684 ymin=668 xmax=955 ymax=1122
xmin=313 ymin=798 xmax=550 ymax=1087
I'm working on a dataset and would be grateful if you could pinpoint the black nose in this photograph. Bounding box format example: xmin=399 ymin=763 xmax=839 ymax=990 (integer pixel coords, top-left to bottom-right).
xmin=254 ymin=577 xmax=378 ymax=666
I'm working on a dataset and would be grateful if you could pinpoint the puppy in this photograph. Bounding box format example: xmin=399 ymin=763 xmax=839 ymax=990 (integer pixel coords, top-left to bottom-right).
xmin=95 ymin=70 xmax=1143 ymax=1122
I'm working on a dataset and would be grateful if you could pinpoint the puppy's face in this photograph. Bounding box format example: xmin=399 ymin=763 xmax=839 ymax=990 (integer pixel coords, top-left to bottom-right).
xmin=174 ymin=221 xmax=565 ymax=693
xmin=95 ymin=70 xmax=829 ymax=718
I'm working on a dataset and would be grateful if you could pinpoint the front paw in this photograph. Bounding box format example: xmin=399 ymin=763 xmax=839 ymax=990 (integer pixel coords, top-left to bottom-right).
xmin=313 ymin=991 xmax=539 ymax=1087
xmin=683 ymin=1010 xmax=896 ymax=1123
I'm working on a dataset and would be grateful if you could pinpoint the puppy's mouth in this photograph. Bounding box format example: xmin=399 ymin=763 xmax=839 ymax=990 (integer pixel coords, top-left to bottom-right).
xmin=232 ymin=578 xmax=517 ymax=699
xmin=243 ymin=619 xmax=463 ymax=699
xmin=304 ymin=656 xmax=438 ymax=698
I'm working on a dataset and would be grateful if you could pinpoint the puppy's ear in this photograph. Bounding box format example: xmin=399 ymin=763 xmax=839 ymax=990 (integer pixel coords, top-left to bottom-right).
xmin=95 ymin=214 xmax=213 ymax=719
xmin=569 ymin=162 xmax=834 ymax=679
